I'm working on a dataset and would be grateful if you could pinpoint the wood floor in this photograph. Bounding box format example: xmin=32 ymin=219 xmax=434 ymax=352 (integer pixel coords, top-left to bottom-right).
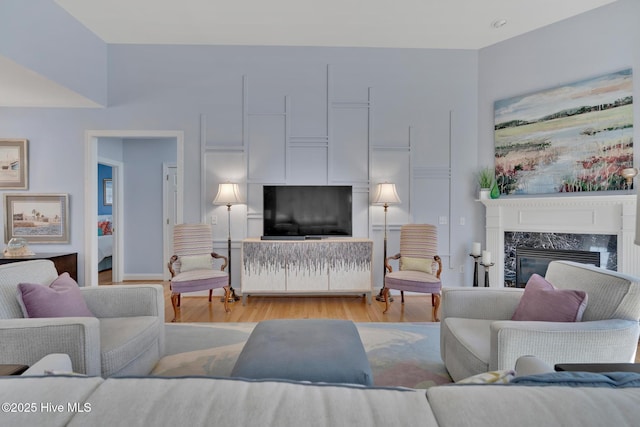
xmin=98 ymin=270 xmax=436 ymax=323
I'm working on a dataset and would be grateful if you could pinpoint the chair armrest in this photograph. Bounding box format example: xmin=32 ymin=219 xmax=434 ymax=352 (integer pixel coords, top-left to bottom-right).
xmin=490 ymin=319 xmax=640 ymax=371
xmin=441 ymin=287 xmax=523 ymax=320
xmin=80 ymin=284 xmax=164 ymax=321
xmin=0 ymin=318 xmax=101 ymax=375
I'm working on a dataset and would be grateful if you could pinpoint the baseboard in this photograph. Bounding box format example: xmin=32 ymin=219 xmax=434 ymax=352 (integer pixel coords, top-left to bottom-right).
xmin=122 ymin=273 xmax=164 ymax=281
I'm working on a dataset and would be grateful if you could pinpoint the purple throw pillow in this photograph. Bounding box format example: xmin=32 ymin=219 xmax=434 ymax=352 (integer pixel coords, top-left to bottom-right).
xmin=17 ymin=273 xmax=95 ymax=318
xmin=511 ymin=274 xmax=588 ymax=322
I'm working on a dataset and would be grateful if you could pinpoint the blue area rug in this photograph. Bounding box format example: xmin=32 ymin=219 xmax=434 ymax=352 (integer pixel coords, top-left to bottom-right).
xmin=152 ymin=322 xmax=452 ymax=389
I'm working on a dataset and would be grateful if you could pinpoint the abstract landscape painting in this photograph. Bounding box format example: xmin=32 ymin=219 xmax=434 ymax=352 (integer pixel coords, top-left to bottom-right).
xmin=494 ymin=69 xmax=633 ymax=195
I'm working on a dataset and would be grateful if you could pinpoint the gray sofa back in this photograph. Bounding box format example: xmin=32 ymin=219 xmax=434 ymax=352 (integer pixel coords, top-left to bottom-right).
xmin=545 ymin=260 xmax=640 ymax=322
xmin=0 ymin=260 xmax=59 ymax=319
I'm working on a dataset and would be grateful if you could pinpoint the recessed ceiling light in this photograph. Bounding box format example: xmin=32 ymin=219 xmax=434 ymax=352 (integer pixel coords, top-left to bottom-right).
xmin=492 ymin=19 xmax=508 ymax=29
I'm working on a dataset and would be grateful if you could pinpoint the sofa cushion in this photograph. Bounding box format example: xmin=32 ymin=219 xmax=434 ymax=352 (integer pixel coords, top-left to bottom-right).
xmin=100 ymin=316 xmax=164 ymax=377
xmin=17 ymin=273 xmax=94 ymax=318
xmin=441 ymin=318 xmax=493 ymax=381
xmin=427 ymin=385 xmax=640 ymax=427
xmin=68 ymin=377 xmax=438 ymax=427
xmin=511 ymin=274 xmax=588 ymax=322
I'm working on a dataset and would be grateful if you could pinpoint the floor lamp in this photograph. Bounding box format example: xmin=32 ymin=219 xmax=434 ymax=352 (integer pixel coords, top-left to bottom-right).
xmin=213 ymin=182 xmax=242 ymax=302
xmin=372 ymin=182 xmax=401 ymax=302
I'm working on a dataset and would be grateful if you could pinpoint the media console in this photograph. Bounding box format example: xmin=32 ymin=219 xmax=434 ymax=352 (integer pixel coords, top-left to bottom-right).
xmin=241 ymin=238 xmax=373 ymax=304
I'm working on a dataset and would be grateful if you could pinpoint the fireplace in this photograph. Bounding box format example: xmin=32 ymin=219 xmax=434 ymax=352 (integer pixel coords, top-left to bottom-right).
xmin=480 ymin=195 xmax=640 ymax=287
xmin=504 ymin=231 xmax=616 ymax=287
xmin=513 ymin=247 xmax=600 ymax=288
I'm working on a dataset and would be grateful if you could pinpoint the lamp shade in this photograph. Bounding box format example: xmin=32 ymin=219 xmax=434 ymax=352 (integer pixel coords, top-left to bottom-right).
xmin=213 ymin=182 xmax=242 ymax=205
xmin=372 ymin=182 xmax=401 ymax=205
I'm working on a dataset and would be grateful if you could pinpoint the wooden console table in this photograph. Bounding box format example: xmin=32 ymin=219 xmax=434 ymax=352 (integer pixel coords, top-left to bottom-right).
xmin=241 ymin=238 xmax=373 ymax=304
xmin=0 ymin=252 xmax=78 ymax=281
xmin=0 ymin=364 xmax=29 ymax=376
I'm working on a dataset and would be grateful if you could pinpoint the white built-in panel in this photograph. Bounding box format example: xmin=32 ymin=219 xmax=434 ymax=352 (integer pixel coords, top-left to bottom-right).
xmin=247 ymin=115 xmax=286 ymax=183
xmin=332 ymin=107 xmax=370 ymax=183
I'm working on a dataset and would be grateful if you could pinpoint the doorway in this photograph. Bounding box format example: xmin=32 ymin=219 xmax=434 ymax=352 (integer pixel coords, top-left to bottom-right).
xmin=85 ymin=130 xmax=184 ymax=287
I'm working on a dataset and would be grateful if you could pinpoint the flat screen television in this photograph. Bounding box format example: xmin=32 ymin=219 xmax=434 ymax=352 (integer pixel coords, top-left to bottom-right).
xmin=263 ymin=185 xmax=352 ymax=238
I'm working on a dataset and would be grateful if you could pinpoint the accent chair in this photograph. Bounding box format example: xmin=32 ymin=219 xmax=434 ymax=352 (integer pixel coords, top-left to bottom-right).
xmin=168 ymin=223 xmax=231 ymax=322
xmin=382 ymin=224 xmax=443 ymax=322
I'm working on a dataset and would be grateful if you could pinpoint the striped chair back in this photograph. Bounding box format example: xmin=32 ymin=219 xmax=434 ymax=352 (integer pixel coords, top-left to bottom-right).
xmin=173 ymin=224 xmax=214 ymax=257
xmin=399 ymin=224 xmax=438 ymax=260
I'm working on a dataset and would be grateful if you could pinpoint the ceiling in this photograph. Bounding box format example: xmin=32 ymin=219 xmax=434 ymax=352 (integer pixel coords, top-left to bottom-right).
xmin=55 ymin=0 xmax=617 ymax=50
xmin=1 ymin=0 xmax=618 ymax=108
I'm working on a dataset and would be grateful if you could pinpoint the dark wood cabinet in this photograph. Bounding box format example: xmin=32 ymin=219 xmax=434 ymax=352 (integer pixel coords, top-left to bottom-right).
xmin=0 ymin=252 xmax=78 ymax=281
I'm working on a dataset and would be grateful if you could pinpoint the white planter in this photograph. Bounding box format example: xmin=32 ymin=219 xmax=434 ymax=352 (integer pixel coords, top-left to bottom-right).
xmin=479 ymin=188 xmax=490 ymax=200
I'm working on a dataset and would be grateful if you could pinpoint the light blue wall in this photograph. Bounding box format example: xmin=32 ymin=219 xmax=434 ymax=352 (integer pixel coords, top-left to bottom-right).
xmin=0 ymin=0 xmax=635 ymax=285
xmin=478 ymin=0 xmax=639 ymax=172
xmin=0 ymin=0 xmax=107 ymax=105
xmin=122 ymin=138 xmax=176 ymax=275
xmin=97 ymin=164 xmax=112 ymax=215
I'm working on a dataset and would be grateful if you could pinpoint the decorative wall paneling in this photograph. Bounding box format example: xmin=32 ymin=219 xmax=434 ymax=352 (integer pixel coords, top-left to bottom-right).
xmin=201 ymin=66 xmax=420 ymax=287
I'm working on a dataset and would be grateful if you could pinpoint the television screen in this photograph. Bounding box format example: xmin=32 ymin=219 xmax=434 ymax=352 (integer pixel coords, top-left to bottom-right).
xmin=263 ymin=186 xmax=352 ymax=238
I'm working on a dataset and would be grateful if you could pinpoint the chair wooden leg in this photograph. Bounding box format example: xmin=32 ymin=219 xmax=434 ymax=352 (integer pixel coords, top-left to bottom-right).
xmin=382 ymin=288 xmax=391 ymax=314
xmin=222 ymin=286 xmax=231 ymax=313
xmin=170 ymin=293 xmax=180 ymax=322
xmin=431 ymin=294 xmax=435 ymax=306
xmin=401 ymin=290 xmax=405 ymax=304
xmin=208 ymin=289 xmax=213 ymax=302
xmin=432 ymin=293 xmax=441 ymax=322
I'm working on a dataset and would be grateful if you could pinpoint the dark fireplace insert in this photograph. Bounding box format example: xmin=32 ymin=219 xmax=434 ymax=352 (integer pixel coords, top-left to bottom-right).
xmin=514 ymin=247 xmax=601 ymax=288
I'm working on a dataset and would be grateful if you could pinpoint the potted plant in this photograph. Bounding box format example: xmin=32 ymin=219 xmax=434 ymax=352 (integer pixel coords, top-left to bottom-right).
xmin=477 ymin=167 xmax=494 ymax=199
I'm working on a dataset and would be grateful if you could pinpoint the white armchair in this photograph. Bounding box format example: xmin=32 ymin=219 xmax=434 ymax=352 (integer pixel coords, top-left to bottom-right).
xmin=440 ymin=261 xmax=640 ymax=381
xmin=0 ymin=260 xmax=165 ymax=377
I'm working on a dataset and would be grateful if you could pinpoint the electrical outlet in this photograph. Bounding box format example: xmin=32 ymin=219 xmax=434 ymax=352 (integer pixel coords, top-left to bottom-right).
xmin=211 ymin=215 xmax=217 ymax=225
xmin=459 ymin=217 xmax=466 ymax=226
xmin=438 ymin=216 xmax=448 ymax=225
xmin=458 ymin=265 xmax=464 ymax=274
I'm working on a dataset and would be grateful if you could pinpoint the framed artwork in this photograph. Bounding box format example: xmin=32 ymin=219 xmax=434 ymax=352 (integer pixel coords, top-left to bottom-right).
xmin=0 ymin=139 xmax=28 ymax=189
xmin=494 ymin=69 xmax=633 ymax=195
xmin=4 ymin=194 xmax=69 ymax=243
xmin=103 ymin=178 xmax=113 ymax=206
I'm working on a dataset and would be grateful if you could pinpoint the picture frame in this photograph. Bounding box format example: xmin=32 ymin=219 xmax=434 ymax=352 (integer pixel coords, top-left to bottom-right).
xmin=4 ymin=194 xmax=69 ymax=243
xmin=103 ymin=178 xmax=113 ymax=206
xmin=0 ymin=139 xmax=28 ymax=190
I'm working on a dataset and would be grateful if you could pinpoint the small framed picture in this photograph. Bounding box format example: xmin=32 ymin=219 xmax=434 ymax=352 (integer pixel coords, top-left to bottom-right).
xmin=103 ymin=178 xmax=113 ymax=206
xmin=0 ymin=139 xmax=28 ymax=189
xmin=4 ymin=194 xmax=69 ymax=243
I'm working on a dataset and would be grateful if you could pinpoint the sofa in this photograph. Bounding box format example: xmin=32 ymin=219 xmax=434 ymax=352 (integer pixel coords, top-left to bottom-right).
xmin=0 ymin=260 xmax=165 ymax=377
xmin=441 ymin=261 xmax=640 ymax=381
xmin=1 ymin=366 xmax=639 ymax=426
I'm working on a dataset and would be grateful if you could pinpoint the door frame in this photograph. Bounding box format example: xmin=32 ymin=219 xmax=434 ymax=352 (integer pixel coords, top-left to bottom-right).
xmin=98 ymin=157 xmax=123 ymax=283
xmin=162 ymin=162 xmax=177 ymax=281
xmin=85 ymin=130 xmax=184 ymax=287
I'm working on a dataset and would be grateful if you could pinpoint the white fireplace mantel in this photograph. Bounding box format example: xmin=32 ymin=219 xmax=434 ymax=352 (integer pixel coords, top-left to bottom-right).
xmin=480 ymin=194 xmax=639 ymax=287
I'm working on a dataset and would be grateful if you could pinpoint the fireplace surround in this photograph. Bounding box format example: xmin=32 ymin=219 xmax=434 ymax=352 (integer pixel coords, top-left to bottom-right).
xmin=480 ymin=194 xmax=639 ymax=287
